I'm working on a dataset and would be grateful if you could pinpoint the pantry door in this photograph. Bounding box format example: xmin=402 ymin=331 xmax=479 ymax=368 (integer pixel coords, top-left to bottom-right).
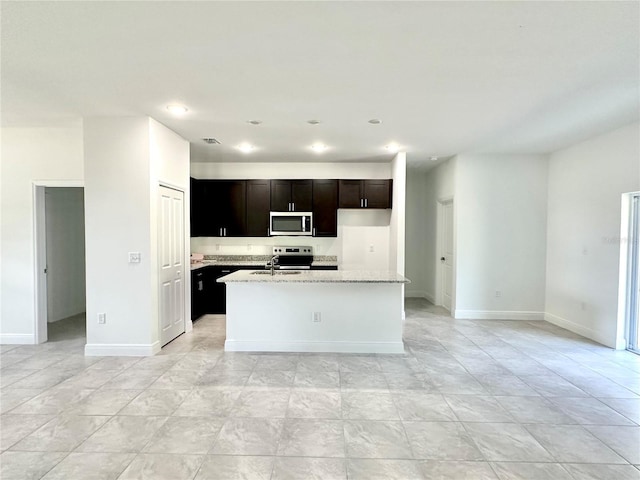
xmin=159 ymin=185 xmax=185 ymax=346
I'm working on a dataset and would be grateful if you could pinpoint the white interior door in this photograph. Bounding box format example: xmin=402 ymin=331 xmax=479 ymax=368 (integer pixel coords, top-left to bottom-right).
xmin=441 ymin=200 xmax=454 ymax=311
xmin=159 ymin=186 xmax=185 ymax=346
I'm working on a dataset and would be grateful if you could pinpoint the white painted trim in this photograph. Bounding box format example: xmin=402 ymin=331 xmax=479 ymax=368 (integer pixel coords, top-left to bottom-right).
xmin=157 ymin=184 xmax=188 ymax=348
xmin=33 ymin=185 xmax=48 ymax=344
xmin=425 ymin=291 xmax=436 ymax=304
xmin=85 ymin=342 xmax=161 ymax=357
xmin=0 ymin=334 xmax=36 ymax=345
xmin=225 ymin=340 xmax=405 ymax=354
xmin=544 ymin=312 xmax=615 ymax=348
xmin=32 ymin=180 xmax=84 ymax=187
xmin=455 ymin=310 xmax=545 ymax=320
xmin=405 ymin=289 xmax=428 ymax=298
xmin=32 ymin=180 xmax=85 ymax=345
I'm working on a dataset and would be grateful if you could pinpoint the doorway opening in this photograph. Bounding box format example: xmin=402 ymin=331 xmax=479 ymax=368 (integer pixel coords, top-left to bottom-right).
xmin=624 ymin=192 xmax=639 ymax=354
xmin=34 ymin=183 xmax=86 ymax=347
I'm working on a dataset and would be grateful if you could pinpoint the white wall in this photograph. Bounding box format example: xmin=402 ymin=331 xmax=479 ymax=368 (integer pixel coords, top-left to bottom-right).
xmin=455 ymin=154 xmax=548 ymax=319
xmin=390 ymin=152 xmax=406 ymax=275
xmin=84 ymin=117 xmax=153 ymax=352
xmin=190 ymin=161 xmax=397 ymax=270
xmin=546 ymin=122 xmax=640 ymax=348
xmin=149 ymin=118 xmax=192 ymax=336
xmin=84 ymin=117 xmax=190 ymax=355
xmin=404 ymin=167 xmax=429 ymax=298
xmin=45 ymin=187 xmax=86 ymax=322
xmin=0 ymin=122 xmax=84 ymax=343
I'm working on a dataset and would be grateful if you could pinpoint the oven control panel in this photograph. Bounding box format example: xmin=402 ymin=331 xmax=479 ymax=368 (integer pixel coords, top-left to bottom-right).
xmin=272 ymin=246 xmax=313 ymax=256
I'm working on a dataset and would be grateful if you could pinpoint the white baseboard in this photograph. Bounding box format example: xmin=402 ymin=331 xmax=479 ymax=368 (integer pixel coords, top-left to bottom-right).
xmin=405 ymin=289 xmax=427 ymax=298
xmin=544 ymin=312 xmax=616 ymax=349
xmin=225 ymin=340 xmax=405 ymax=354
xmin=454 ymin=310 xmax=545 ymax=321
xmin=404 ymin=290 xmax=436 ymax=304
xmin=85 ymin=341 xmax=161 ymax=357
xmin=0 ymin=333 xmax=36 ymax=344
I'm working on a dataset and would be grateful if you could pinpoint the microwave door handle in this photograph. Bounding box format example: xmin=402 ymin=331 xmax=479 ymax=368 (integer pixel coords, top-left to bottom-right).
xmin=301 ymin=217 xmax=306 ymax=232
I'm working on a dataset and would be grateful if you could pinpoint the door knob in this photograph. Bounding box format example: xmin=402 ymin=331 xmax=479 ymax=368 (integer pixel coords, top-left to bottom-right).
xmin=440 ymin=257 xmax=446 ymax=261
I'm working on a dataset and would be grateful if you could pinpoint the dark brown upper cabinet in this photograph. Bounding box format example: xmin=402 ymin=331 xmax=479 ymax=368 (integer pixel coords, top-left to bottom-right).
xmin=246 ymin=180 xmax=271 ymax=237
xmin=338 ymin=179 xmax=392 ymax=209
xmin=312 ymin=179 xmax=338 ymax=237
xmin=270 ymin=180 xmax=312 ymax=212
xmin=206 ymin=180 xmax=246 ymax=237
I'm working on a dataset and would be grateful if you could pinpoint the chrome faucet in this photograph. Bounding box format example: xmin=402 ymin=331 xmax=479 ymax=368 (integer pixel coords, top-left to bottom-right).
xmin=268 ymin=254 xmax=279 ymax=276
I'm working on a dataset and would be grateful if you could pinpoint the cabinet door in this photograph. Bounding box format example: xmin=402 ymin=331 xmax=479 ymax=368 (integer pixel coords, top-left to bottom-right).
xmin=270 ymin=180 xmax=291 ymax=211
xmin=364 ymin=180 xmax=392 ymax=209
xmin=190 ymin=178 xmax=203 ymax=237
xmin=219 ymin=181 xmax=247 ymax=236
xmin=191 ymin=269 xmax=205 ymax=320
xmin=338 ymin=180 xmax=363 ymax=208
xmin=291 ymin=180 xmax=312 ymax=211
xmin=200 ymin=180 xmax=222 ymax=236
xmin=207 ymin=266 xmax=233 ymax=314
xmin=312 ymin=179 xmax=338 ymax=237
xmin=246 ymin=180 xmax=271 ymax=237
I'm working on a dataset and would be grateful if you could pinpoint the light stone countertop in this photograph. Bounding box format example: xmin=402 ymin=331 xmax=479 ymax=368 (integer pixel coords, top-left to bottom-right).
xmin=190 ymin=258 xmax=339 ymax=271
xmin=217 ymin=269 xmax=410 ymax=284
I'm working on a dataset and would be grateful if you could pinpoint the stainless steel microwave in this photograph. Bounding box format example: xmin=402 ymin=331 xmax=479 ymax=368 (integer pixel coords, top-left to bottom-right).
xmin=269 ymin=212 xmax=313 ymax=236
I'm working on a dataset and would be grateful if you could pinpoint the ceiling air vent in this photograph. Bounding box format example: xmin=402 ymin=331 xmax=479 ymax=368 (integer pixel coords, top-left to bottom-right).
xmin=202 ymin=138 xmax=221 ymax=145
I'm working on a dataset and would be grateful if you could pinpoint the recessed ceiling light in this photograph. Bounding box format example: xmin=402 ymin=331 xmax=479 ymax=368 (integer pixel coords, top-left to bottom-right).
xmin=307 ymin=120 xmax=321 ymax=125
xmin=247 ymin=120 xmax=262 ymax=125
xmin=237 ymin=143 xmax=255 ymax=153
xmin=430 ymin=156 xmax=438 ymax=161
xmin=310 ymin=143 xmax=328 ymax=153
xmin=368 ymin=119 xmax=383 ymax=124
xmin=203 ymin=138 xmax=220 ymax=145
xmin=166 ymin=104 xmax=188 ymax=115
xmin=385 ymin=143 xmax=401 ymax=153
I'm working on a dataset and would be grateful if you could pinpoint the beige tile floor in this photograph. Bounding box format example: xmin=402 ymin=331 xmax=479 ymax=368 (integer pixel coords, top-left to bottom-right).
xmin=1 ymin=299 xmax=639 ymax=479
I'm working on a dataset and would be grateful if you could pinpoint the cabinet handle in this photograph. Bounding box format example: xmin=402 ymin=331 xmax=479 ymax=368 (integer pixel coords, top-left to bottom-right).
xmin=313 ymin=227 xmax=316 ymax=236
xmin=221 ymin=270 xmax=231 ymax=273
xmin=360 ymin=199 xmax=363 ymax=208
xmin=224 ymin=227 xmax=227 ymax=236
xmin=198 ymin=280 xmax=203 ymax=291
xmin=292 ymin=202 xmax=295 ymax=211
xmin=267 ymin=228 xmax=270 ymax=236
xmin=219 ymin=227 xmax=222 ymax=236
xmin=365 ymin=198 xmax=368 ymax=208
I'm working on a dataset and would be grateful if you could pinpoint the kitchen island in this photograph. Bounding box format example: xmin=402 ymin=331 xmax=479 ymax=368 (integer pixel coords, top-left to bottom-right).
xmin=217 ymin=270 xmax=409 ymax=353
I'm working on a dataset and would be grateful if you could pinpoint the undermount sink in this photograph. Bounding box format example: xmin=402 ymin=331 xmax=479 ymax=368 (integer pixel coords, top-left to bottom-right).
xmin=252 ymin=270 xmax=302 ymax=275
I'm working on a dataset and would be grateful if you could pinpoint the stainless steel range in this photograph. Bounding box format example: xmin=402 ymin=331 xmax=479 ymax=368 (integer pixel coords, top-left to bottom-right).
xmin=271 ymin=246 xmax=313 ymax=270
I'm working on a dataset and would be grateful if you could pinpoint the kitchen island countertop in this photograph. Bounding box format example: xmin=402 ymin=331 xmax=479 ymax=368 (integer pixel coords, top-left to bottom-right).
xmin=218 ymin=269 xmax=409 ymax=284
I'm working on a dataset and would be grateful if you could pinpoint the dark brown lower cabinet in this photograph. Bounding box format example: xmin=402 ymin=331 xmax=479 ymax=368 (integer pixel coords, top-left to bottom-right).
xmin=191 ymin=265 xmax=338 ymax=318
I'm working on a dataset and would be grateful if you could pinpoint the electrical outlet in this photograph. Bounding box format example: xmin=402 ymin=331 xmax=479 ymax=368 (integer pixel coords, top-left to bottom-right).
xmin=98 ymin=313 xmax=106 ymax=324
xmin=369 ymin=245 xmax=375 ymax=253
xmin=495 ymin=290 xmax=502 ymax=298
xmin=312 ymin=312 xmax=321 ymax=323
xmin=128 ymin=252 xmax=141 ymax=263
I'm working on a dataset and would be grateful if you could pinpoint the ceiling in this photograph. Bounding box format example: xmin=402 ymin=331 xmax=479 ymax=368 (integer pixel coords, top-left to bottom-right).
xmin=2 ymin=1 xmax=638 ymax=166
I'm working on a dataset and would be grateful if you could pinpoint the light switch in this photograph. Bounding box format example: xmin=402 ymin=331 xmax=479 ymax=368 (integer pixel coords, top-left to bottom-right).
xmin=128 ymin=252 xmax=141 ymax=263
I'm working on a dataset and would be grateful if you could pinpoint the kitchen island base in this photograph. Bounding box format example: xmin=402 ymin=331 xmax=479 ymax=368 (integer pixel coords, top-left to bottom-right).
xmin=224 ymin=282 xmax=405 ymax=354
